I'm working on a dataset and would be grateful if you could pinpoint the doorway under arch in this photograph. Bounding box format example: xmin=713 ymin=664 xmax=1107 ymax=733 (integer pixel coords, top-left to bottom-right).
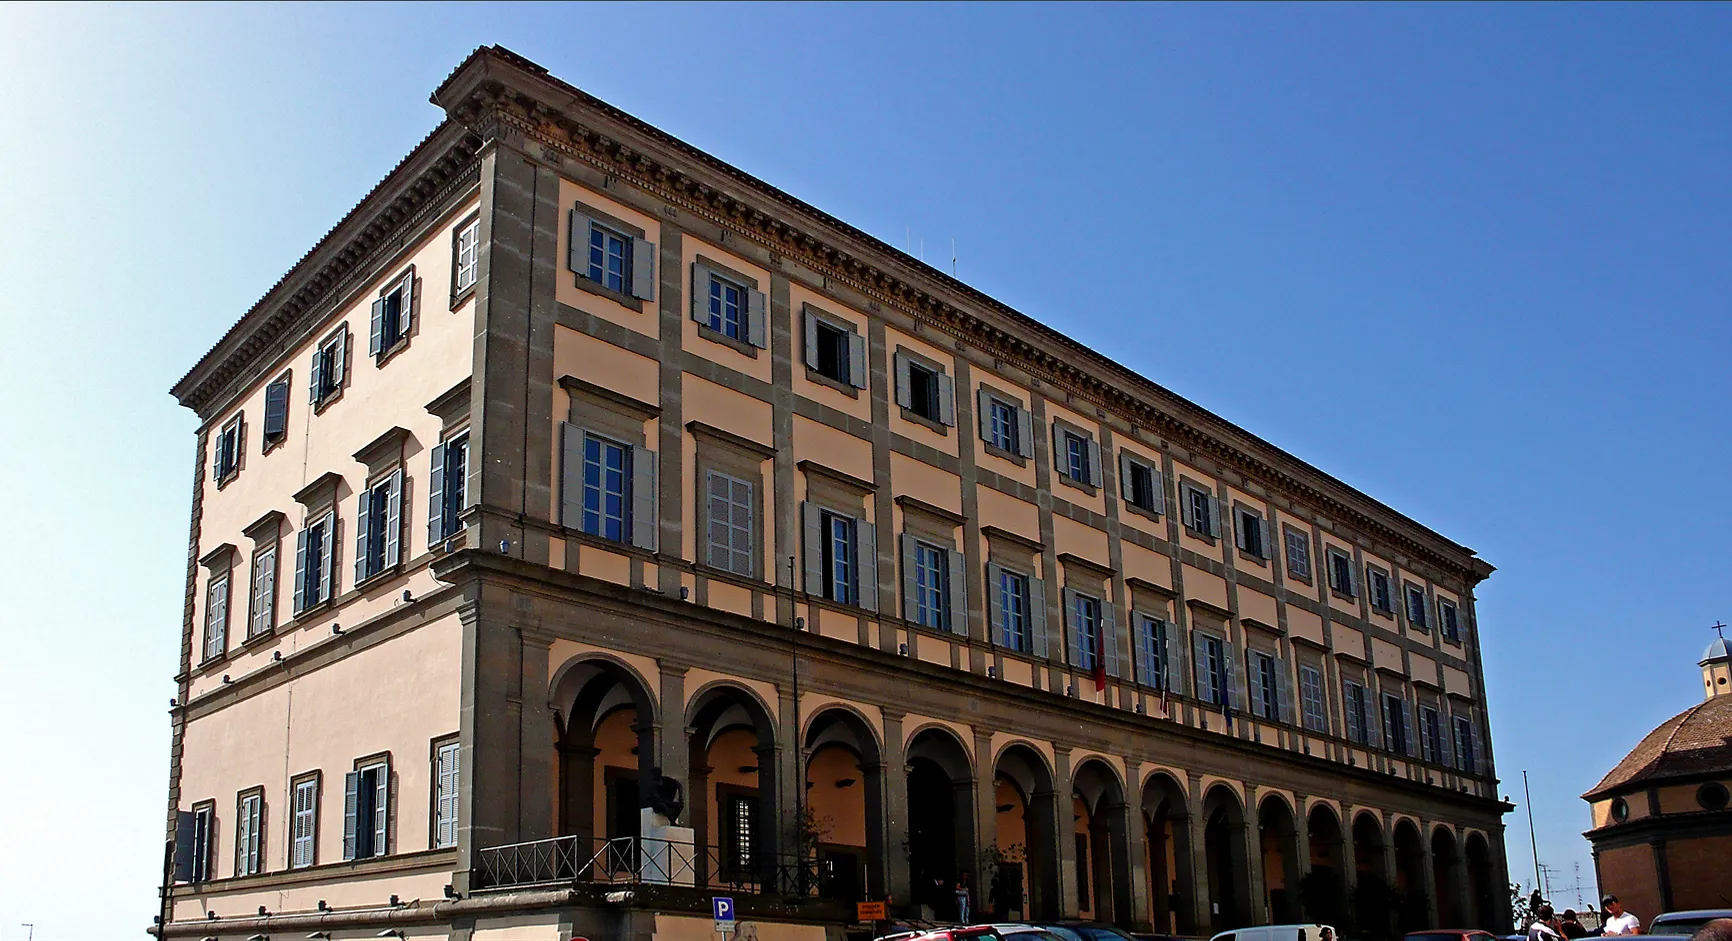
xmin=803 ymin=708 xmax=885 ymax=902
xmin=1203 ymin=785 xmax=1253 ymax=931
xmin=992 ymin=743 xmax=1060 ymax=921
xmin=1142 ymin=773 xmax=1196 ymax=935
xmin=1258 ymin=795 xmax=1302 ymax=923
xmin=906 ymin=727 xmax=977 ymax=919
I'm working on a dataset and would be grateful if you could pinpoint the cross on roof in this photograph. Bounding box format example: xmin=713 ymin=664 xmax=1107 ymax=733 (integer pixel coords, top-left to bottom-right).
xmin=1713 ymin=621 xmax=1726 ymax=641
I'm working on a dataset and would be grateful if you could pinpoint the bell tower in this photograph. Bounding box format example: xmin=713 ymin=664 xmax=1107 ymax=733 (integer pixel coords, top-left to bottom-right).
xmin=1702 ymin=624 xmax=1731 ymax=700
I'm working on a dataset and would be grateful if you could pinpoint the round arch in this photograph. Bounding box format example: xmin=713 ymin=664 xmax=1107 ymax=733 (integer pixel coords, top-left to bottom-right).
xmin=802 ymin=706 xmax=885 ymax=902
xmin=1072 ymin=758 xmax=1133 ymax=927
xmin=906 ymin=726 xmax=978 ymax=919
xmin=1304 ymin=802 xmax=1350 ymax=927
xmin=1258 ymin=794 xmax=1302 ymax=924
xmin=1464 ymin=832 xmax=1496 ymax=930
xmin=1203 ymin=784 xmax=1252 ymax=932
xmin=991 ymin=742 xmax=1060 ymax=921
xmin=1431 ymin=825 xmax=1465 ymax=928
xmin=1141 ymin=771 xmax=1195 ymax=935
xmin=1352 ymin=812 xmax=1394 ymax=940
xmin=550 ymin=655 xmax=660 ymax=853
xmin=685 ymin=681 xmax=781 ymax=887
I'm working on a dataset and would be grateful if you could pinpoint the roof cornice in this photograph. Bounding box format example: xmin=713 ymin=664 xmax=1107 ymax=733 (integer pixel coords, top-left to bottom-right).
xmin=433 ymin=46 xmax=1490 ymax=582
xmin=170 ymin=121 xmax=485 ymax=418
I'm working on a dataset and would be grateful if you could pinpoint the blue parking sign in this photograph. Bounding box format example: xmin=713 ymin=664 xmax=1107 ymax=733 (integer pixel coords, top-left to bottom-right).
xmin=712 ymin=897 xmax=735 ymax=923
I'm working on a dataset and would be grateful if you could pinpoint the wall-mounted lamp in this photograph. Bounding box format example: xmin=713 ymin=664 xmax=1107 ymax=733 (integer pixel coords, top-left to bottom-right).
xmin=1135 ymin=702 xmax=1146 ymax=715
xmin=272 ymin=650 xmax=283 ymax=662
xmin=835 ymin=777 xmax=857 ymax=788
xmin=221 ymin=675 xmax=232 ymax=685
xmin=169 ymin=698 xmax=178 ymax=708
xmin=377 ymin=931 xmax=406 ymax=940
xmin=738 ymin=765 xmax=759 ymax=774
xmin=307 ymin=933 xmax=333 ymax=940
xmin=317 ymin=900 xmax=329 ymax=912
xmin=499 ymin=538 xmax=511 ymax=554
xmin=996 ymin=804 xmax=1015 ymax=813
xmin=247 ymin=933 xmax=270 ymax=941
xmin=443 ymin=884 xmax=459 ymax=900
xmin=257 ymin=906 xmax=270 ymax=916
xmin=795 ymin=616 xmax=805 ymax=630
xmin=402 ymin=589 xmax=414 ymax=603
xmin=331 ymin=624 xmax=343 ymax=635
xmin=1066 ymin=685 xmax=1076 ymax=697
xmin=680 ymin=586 xmax=690 ymax=601
xmin=389 ymin=894 xmax=402 ymax=906
xmin=898 ymin=643 xmax=909 ymax=656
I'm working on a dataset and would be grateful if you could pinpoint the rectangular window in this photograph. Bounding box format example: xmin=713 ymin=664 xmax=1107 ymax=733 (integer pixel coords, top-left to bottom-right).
xmin=434 ymin=740 xmax=460 ymax=849
xmin=1420 ymin=706 xmax=1445 ymax=764
xmin=998 ymin=568 xmax=1030 ymax=654
xmin=1440 ymin=599 xmax=1461 ymax=643
xmin=1343 ymin=681 xmax=1370 ymax=743
xmin=1186 ymin=485 xmax=1215 ymax=537
xmin=812 ymin=320 xmax=852 ymax=385
xmin=1298 ymin=665 xmax=1326 ymax=731
xmin=214 ymin=414 xmax=242 ymax=483
xmin=988 ymin=398 xmax=1020 ymax=454
xmin=294 ymin=512 xmax=335 ymax=613
xmin=355 ymin=471 xmax=403 ymax=584
xmin=1406 ymin=585 xmax=1429 ymax=629
xmin=454 ymin=217 xmax=480 ymax=295
xmin=248 ymin=545 xmax=277 ymax=639
xmin=1252 ymin=651 xmax=1280 ymax=721
xmin=262 ymin=375 xmax=290 ymax=450
xmin=1072 ymin=592 xmax=1101 ymax=670
xmin=291 ymin=775 xmax=319 ymax=869
xmin=706 ymin=471 xmax=754 ymax=577
xmin=728 ymin=794 xmax=757 ymax=876
xmin=1199 ymin=633 xmax=1227 ymax=706
xmin=1063 ymin=431 xmax=1090 ymax=484
xmin=913 ymin=542 xmax=950 ymax=630
xmin=707 ymin=273 xmax=746 ymax=341
xmin=1367 ymin=568 xmax=1392 ymax=612
xmin=821 ymin=512 xmax=857 ymax=605
xmin=345 ymin=758 xmax=391 ymax=860
xmin=1327 ymin=550 xmax=1355 ymax=597
xmin=429 ymin=432 xmax=469 ymax=545
xmin=1236 ymin=509 xmax=1265 ymax=558
xmin=1138 ymin=616 xmax=1169 ymax=690
xmin=236 ymin=791 xmax=263 ymax=877
xmin=907 ymin=362 xmax=941 ymax=421
xmin=369 ymin=269 xmax=413 ymax=359
xmin=310 ymin=326 xmax=347 ymax=407
xmin=1285 ymin=528 xmax=1311 ymax=580
xmin=1383 ymin=695 xmax=1410 ymax=755
xmin=1454 ymin=716 xmax=1478 ymax=772
xmin=1126 ymin=461 xmax=1159 ymax=513
xmin=190 ymin=803 xmax=215 ymax=883
xmin=588 ymin=222 xmax=631 ymax=294
xmin=582 ymin=434 xmax=631 ymax=543
xmin=203 ymin=572 xmax=230 ymax=662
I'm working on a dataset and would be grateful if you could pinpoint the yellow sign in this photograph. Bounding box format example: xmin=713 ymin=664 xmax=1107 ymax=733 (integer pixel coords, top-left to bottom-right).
xmin=856 ymin=901 xmax=887 ymax=922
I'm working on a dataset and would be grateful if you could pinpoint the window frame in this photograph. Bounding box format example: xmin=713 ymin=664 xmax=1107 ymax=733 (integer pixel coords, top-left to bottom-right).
xmin=820 ymin=509 xmax=859 ymax=606
xmin=1326 ymin=548 xmax=1356 ymax=599
xmin=431 ymin=735 xmax=460 ymax=850
xmin=580 ymin=431 xmax=634 ymax=544
xmin=1367 ymin=565 xmax=1393 ymax=614
xmin=1198 ymin=632 xmax=1228 ymax=706
xmin=1342 ymin=680 xmax=1371 ymax=743
xmin=997 ymin=566 xmax=1032 ymax=654
xmin=1251 ymin=650 xmax=1280 ymax=721
xmin=235 ymin=787 xmax=264 ymax=878
xmin=202 ymin=567 xmax=231 ymax=665
xmin=450 ymin=212 xmax=481 ymax=305
xmin=1181 ymin=480 xmax=1219 ymax=540
xmin=1298 ymin=664 xmax=1327 ymax=731
xmin=1137 ymin=614 xmax=1170 ymax=691
xmin=214 ymin=413 xmax=244 ymax=485
xmin=289 ymin=771 xmax=321 ymax=870
xmin=1405 ymin=583 xmax=1430 ymax=631
xmin=1439 ymin=598 xmax=1462 ymax=644
xmin=1071 ymin=590 xmax=1103 ymax=672
xmin=1234 ymin=505 xmax=1267 ymax=563
xmin=1419 ymin=704 xmax=1445 ymax=764
xmin=310 ymin=324 xmax=349 ymax=412
xmin=1382 ymin=694 xmax=1410 ymax=755
xmin=247 ymin=541 xmax=278 ymax=642
xmin=705 ymin=469 xmax=756 ymax=578
xmin=188 ymin=800 xmax=216 ymax=884
xmin=911 ymin=539 xmax=951 ymax=630
xmin=347 ymin=753 xmax=393 ymax=861
xmin=353 ymin=468 xmax=404 ymax=586
xmin=1122 ymin=456 xmax=1162 ymax=519
xmin=1284 ymin=526 xmax=1312 ymax=582
xmin=369 ymin=266 xmax=416 ymax=365
xmin=1453 ymin=714 xmax=1478 ymax=772
xmin=293 ymin=509 xmax=337 ymax=615
xmin=987 ymin=396 xmax=1021 ymax=456
xmin=429 ymin=429 xmax=469 ymax=547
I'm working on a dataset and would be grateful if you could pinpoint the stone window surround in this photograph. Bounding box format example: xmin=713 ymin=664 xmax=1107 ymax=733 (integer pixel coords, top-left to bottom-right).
xmin=370 ymin=264 xmax=418 ymax=370
xmin=198 ymin=542 xmax=237 ymax=668
xmin=1118 ymin=448 xmax=1164 ymax=524
xmin=260 ymin=370 xmax=293 ymax=457
xmin=1178 ymin=475 xmax=1218 ymax=544
xmin=1051 ymin=417 xmax=1099 ymax=496
xmin=1365 ymin=562 xmax=1395 ymax=615
xmin=569 ymin=199 xmax=648 ymax=313
xmin=1282 ymin=523 xmax=1314 ymax=585
xmin=310 ymin=323 xmax=351 ymax=415
xmin=449 ymin=211 xmax=481 ymax=309
xmin=1325 ymin=544 xmax=1356 ymax=601
xmin=690 ymin=420 xmax=774 ymax=584
xmin=1404 ymin=581 xmax=1431 ymax=632
xmin=242 ymin=509 xmax=286 ymax=646
xmin=1232 ymin=500 xmax=1269 ymax=567
xmin=692 ymin=253 xmax=763 ymax=358
xmin=893 ymin=344 xmax=952 ymax=435
xmin=976 ymin=382 xmax=1029 ymax=466
xmin=801 ymin=303 xmax=863 ymax=398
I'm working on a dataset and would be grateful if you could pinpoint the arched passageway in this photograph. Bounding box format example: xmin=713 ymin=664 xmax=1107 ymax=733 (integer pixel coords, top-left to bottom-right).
xmin=686 ymin=684 xmax=779 ymax=886
xmin=804 ymin=708 xmax=884 ymax=901
xmin=906 ymin=728 xmax=977 ymax=919
xmin=1352 ymin=813 xmax=1394 ymax=940
xmin=1431 ymin=827 xmax=1465 ymax=928
xmin=1393 ymin=819 xmax=1430 ymax=933
xmin=1142 ymin=773 xmax=1196 ymax=935
xmin=1071 ymin=759 xmax=1132 ymax=926
xmin=552 ymin=658 xmax=657 ymax=861
xmin=1303 ymin=804 xmax=1350 ymax=927
xmin=1258 ymin=796 xmax=1302 ymax=924
xmin=1465 ymin=833 xmax=1496 ymax=930
xmin=1203 ymin=785 xmax=1253 ymax=931
xmin=992 ymin=744 xmax=1060 ymax=921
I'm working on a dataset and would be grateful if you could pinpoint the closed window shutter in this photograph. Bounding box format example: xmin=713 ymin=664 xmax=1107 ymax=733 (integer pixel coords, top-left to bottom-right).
xmin=986 ymin=562 xmax=1005 ymax=646
xmin=293 ymin=529 xmax=309 ymax=613
xmin=630 ymin=237 xmax=655 ymax=300
xmin=342 ymin=771 xmax=360 ymax=860
xmin=855 ymin=520 xmax=878 ymax=612
xmin=900 ymin=534 xmax=919 ymax=622
xmin=354 ymin=487 xmax=373 ymax=583
xmin=398 ymin=272 xmax=414 ymax=336
xmin=173 ymin=811 xmax=197 ymax=883
xmin=1403 ymin=700 xmax=1417 ymax=757
xmin=803 ymin=312 xmax=820 ymax=370
xmin=309 ymin=351 xmax=324 ymax=404
xmin=264 ymin=380 xmax=288 ymax=441
xmin=1086 ymin=438 xmax=1102 ymax=488
xmin=1027 ymin=575 xmax=1048 ymax=659
xmin=801 ymin=503 xmax=823 ymax=594
xmin=332 ymin=326 xmax=348 ymax=388
xmin=1150 ymin=468 xmax=1166 ymax=515
xmin=894 ymin=354 xmax=913 ymax=409
xmin=1246 ymin=652 xmax=1266 ymax=717
xmin=373 ymin=762 xmax=390 ymax=856
xmin=1101 ymin=601 xmax=1119 ymax=678
xmin=747 ymin=289 xmax=768 ymax=348
xmin=1052 ymin=424 xmax=1064 ymax=479
xmin=384 ymin=469 xmax=403 ymax=569
xmin=945 ymin=547 xmax=967 ymax=634
xmin=1163 ymin=624 xmax=1183 ymax=694
xmin=937 ymin=373 xmax=956 ymax=427
xmin=318 ymin=512 xmax=336 ymax=602
xmin=1366 ymin=692 xmax=1384 ymax=749
xmin=1235 ymin=513 xmax=1250 ymax=552
xmin=1224 ymin=642 xmax=1243 ymax=711
xmin=1192 ymin=632 xmax=1209 ymax=700
xmin=1207 ymin=493 xmax=1222 ymax=538
xmin=1062 ymin=588 xmax=1081 ymax=667
xmin=569 ymin=210 xmax=591 ymax=275
xmin=630 ymin=446 xmax=657 ymax=551
xmin=1119 ymin=452 xmax=1133 ymax=501
xmin=436 ymin=744 xmax=459 ymax=847
xmin=427 ymin=443 xmax=446 ymax=545
xmin=560 ymin=423 xmax=584 ymax=528
xmin=848 ymin=332 xmax=867 ymax=388
xmin=369 ymin=297 xmax=386 ymax=356
xmin=690 ymin=264 xmax=711 ymax=323
xmin=1132 ymin=615 xmax=1150 ymax=685
xmin=1275 ymin=659 xmax=1294 ymax=724
xmin=1344 ymin=685 xmax=1362 ymax=742
xmin=1016 ymin=407 xmax=1034 ymax=459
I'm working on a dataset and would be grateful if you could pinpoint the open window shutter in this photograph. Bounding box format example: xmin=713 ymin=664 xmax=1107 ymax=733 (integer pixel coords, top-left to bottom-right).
xmin=1235 ymin=512 xmax=1250 ymax=552
xmin=1164 ymin=624 xmax=1184 ymax=694
xmin=568 ymin=210 xmax=591 ymax=275
xmin=938 ymin=373 xmax=956 ymax=426
xmin=1062 ymin=588 xmax=1080 ymax=667
xmin=1181 ymin=487 xmax=1196 ymax=530
xmin=1470 ymin=722 xmax=1483 ymax=773
xmin=631 ymin=237 xmax=655 ymax=300
xmin=747 ymin=289 xmax=768 ymax=348
xmin=264 ymin=381 xmax=288 ymax=440
xmin=1246 ymin=652 xmax=1266 ymax=717
xmin=1027 ymin=576 xmax=1048 ymax=658
xmin=1346 ymin=687 xmax=1364 ymax=743
xmin=986 ymin=562 xmax=1005 ymax=646
xmin=309 ymin=351 xmax=324 ymax=404
xmin=384 ymin=470 xmax=403 ymax=569
xmin=690 ymin=264 xmax=710 ymax=324
xmin=1367 ymin=694 xmax=1385 ymax=749
xmin=977 ymin=387 xmax=992 ymax=440
xmin=1208 ymin=493 xmax=1222 ymax=537
xmin=900 ymin=533 xmax=919 ymax=622
xmin=803 ymin=312 xmax=820 ymax=369
xmin=354 ymin=488 xmax=373 ymax=583
xmin=319 ymin=513 xmax=336 ymax=602
xmin=333 ymin=326 xmax=348 ymax=388
xmin=631 ymin=446 xmax=657 ymax=551
xmin=560 ymin=424 xmax=584 ymax=528
xmin=1150 ymin=468 xmax=1166 ymax=516
xmin=1225 ymin=642 xmax=1243 ymax=711
xmin=293 ymin=529 xmax=309 ymax=613
xmin=342 ymin=771 xmax=359 ymax=860
xmin=1087 ymin=438 xmax=1103 ymax=488
xmin=1052 ymin=424 xmax=1064 ymax=478
xmin=1119 ymin=452 xmax=1133 ymax=501
xmin=847 ymin=332 xmax=867 ymax=389
xmin=1192 ymin=632 xmax=1209 ymax=699
xmin=427 ymin=443 xmax=446 ymax=545
xmin=399 ymin=272 xmax=414 ymax=335
xmin=1132 ymin=615 xmax=1150 ymax=685
xmin=894 ymin=354 xmax=913 ymax=409
xmin=1403 ymin=701 xmax=1418 ymax=757
xmin=946 ymin=547 xmax=967 ymax=634
xmin=1101 ymin=601 xmax=1120 ymax=678
xmin=369 ymin=297 xmax=385 ymax=357
xmin=373 ymin=762 xmax=390 ymax=855
xmin=1016 ymin=406 xmax=1034 ymax=458
xmin=856 ymin=520 xmax=878 ymax=612
xmin=1275 ymin=660 xmax=1294 ymax=724
xmin=801 ymin=503 xmax=823 ymax=594
xmin=173 ymin=811 xmax=197 ymax=882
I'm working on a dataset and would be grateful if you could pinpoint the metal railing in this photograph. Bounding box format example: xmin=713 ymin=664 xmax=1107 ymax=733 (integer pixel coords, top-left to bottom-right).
xmin=474 ymin=835 xmax=833 ymax=898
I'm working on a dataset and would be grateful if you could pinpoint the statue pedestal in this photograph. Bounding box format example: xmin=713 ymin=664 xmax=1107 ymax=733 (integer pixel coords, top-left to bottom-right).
xmin=640 ymin=808 xmax=696 ymax=886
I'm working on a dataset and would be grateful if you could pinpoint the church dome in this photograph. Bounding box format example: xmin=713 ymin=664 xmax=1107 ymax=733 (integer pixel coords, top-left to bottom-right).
xmin=1584 ymin=694 xmax=1732 ymax=800
xmin=1702 ymin=636 xmax=1732 ymax=666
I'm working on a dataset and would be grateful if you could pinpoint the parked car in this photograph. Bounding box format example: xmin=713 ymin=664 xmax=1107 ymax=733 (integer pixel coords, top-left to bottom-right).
xmin=872 ymin=928 xmax=1005 ymax=941
xmin=1405 ymin=931 xmax=1499 ymax=941
xmin=1030 ymin=924 xmax=1143 ymax=941
xmin=1652 ymin=911 xmax=1732 ymax=936
xmin=1208 ymin=925 xmax=1338 ymax=941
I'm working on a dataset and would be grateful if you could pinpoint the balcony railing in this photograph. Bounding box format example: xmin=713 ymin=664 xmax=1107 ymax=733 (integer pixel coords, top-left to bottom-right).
xmin=473 ymin=835 xmax=837 ymax=899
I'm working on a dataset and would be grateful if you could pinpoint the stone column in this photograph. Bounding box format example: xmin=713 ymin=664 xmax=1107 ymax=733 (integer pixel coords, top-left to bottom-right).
xmin=1245 ymin=785 xmax=1268 ymax=925
xmin=1187 ymin=771 xmax=1214 ymax=932
xmin=1055 ymin=748 xmax=1080 ymax=918
xmin=883 ymin=710 xmax=911 ymax=906
xmin=1293 ymin=795 xmax=1313 ymax=921
xmin=1418 ymin=819 xmax=1440 ymax=930
xmin=1125 ymin=766 xmax=1153 ymax=931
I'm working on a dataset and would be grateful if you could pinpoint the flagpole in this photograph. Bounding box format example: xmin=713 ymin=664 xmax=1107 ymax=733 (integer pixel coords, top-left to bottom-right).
xmin=1524 ymin=769 xmax=1542 ymax=897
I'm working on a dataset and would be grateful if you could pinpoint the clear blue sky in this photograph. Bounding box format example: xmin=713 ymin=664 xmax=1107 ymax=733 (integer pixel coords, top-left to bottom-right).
xmin=2 ymin=3 xmax=1727 ymax=936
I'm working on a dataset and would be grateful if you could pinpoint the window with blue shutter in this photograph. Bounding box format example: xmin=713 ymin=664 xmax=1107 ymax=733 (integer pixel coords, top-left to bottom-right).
xmin=1251 ymin=651 xmax=1280 ymax=721
xmin=1406 ymin=584 xmax=1430 ymax=629
xmin=1137 ymin=616 xmax=1169 ymax=690
xmin=1453 ymin=715 xmax=1478 ymax=772
xmin=453 ymin=218 xmax=480 ymax=295
xmin=1382 ymin=694 xmax=1411 ymax=754
xmin=1122 ymin=456 xmax=1163 ymax=516
xmin=1343 ymin=681 xmax=1367 ymax=743
xmin=589 ymin=222 xmax=630 ymax=294
xmin=294 ymin=512 xmax=335 ymax=613
xmin=988 ymin=398 xmax=1020 ymax=453
xmin=997 ymin=568 xmax=1031 ymax=654
xmin=370 ymin=268 xmax=414 ymax=361
xmin=707 ymin=273 xmax=746 ymax=341
xmin=188 ymin=803 xmax=215 ymax=883
xmin=428 ymin=431 xmax=468 ymax=546
xmin=1368 ymin=568 xmax=1392 ymax=612
xmin=1327 ymin=549 xmax=1356 ymax=597
xmin=1071 ymin=592 xmax=1102 ymax=670
xmin=821 ymin=511 xmax=858 ymax=606
xmin=1063 ymin=432 xmax=1090 ymax=484
xmin=213 ymin=415 xmax=243 ymax=483
xmin=912 ymin=541 xmax=950 ymax=630
xmin=345 ymin=758 xmax=390 ymax=860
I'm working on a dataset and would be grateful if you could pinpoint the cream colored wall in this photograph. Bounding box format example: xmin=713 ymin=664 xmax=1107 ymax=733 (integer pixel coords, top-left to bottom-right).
xmin=682 ymin=238 xmax=774 ymax=385
xmin=886 ymin=325 xmax=961 ymax=458
xmin=806 ymin=745 xmax=867 ymax=847
xmin=555 ymin=180 xmax=660 ymax=339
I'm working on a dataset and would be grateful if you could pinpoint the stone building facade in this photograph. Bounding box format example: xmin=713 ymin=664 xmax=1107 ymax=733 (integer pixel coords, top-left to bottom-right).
xmin=158 ymin=46 xmax=1510 ymax=941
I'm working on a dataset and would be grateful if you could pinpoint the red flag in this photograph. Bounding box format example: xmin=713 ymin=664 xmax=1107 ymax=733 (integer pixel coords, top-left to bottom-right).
xmin=1093 ymin=662 xmax=1107 ymax=692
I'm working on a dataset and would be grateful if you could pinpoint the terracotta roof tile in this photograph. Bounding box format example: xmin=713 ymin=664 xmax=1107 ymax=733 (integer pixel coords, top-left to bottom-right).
xmin=1584 ymin=694 xmax=1732 ymax=798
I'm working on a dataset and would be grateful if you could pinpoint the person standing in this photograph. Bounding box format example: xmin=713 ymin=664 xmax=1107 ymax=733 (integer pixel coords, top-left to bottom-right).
xmin=955 ymin=870 xmax=973 ymax=924
xmin=1562 ymin=910 xmax=1588 ymax=939
xmin=1603 ymin=896 xmax=1642 ymax=936
xmin=1532 ymin=905 xmax=1565 ymax=941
